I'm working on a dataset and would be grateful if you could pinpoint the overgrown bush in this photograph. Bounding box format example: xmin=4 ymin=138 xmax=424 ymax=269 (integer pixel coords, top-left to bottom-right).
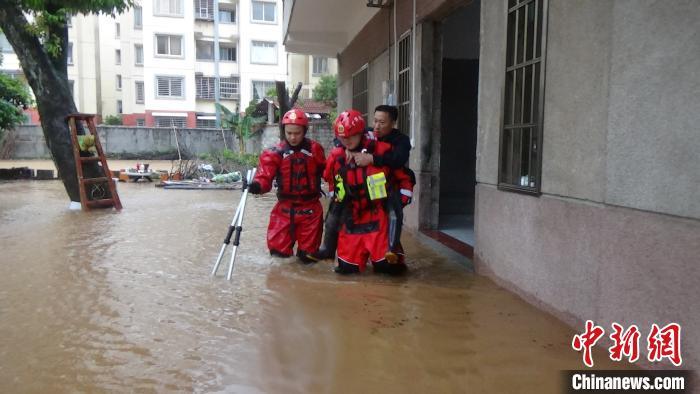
xmin=103 ymin=115 xmax=122 ymax=125
xmin=200 ymin=148 xmax=259 ymax=174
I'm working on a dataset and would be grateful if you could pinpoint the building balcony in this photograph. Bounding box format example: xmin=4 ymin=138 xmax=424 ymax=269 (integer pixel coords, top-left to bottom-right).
xmin=283 ymin=0 xmax=379 ymax=56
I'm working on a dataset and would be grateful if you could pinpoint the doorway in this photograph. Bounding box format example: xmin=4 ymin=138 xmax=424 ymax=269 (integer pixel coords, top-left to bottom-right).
xmin=437 ymin=1 xmax=480 ymax=246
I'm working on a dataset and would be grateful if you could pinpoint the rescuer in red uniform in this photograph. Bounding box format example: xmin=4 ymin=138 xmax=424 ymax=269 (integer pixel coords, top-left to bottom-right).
xmin=324 ymin=109 xmax=413 ymax=275
xmin=248 ymin=109 xmax=326 ymax=263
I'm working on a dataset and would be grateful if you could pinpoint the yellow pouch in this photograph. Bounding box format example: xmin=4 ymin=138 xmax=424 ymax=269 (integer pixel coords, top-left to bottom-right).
xmin=367 ymin=172 xmax=387 ymax=200
xmin=334 ymin=174 xmax=346 ymax=202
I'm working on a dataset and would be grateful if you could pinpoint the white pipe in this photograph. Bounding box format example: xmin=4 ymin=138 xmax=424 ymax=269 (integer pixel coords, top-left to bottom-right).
xmin=393 ymin=0 xmax=397 ymax=104
xmin=214 ymin=0 xmax=221 ymax=128
xmin=410 ymin=0 xmax=416 ymax=147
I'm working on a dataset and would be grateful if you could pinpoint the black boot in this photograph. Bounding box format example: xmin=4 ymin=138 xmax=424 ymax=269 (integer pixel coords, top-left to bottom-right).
xmin=308 ymin=201 xmax=342 ymax=261
xmin=296 ymin=250 xmax=316 ymax=265
xmin=270 ymin=249 xmax=292 ymax=258
xmin=373 ymin=260 xmax=407 ymax=276
xmin=334 ymin=259 xmax=360 ymax=275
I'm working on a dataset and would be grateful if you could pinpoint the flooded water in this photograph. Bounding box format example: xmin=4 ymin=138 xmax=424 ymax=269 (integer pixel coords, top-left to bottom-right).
xmin=0 ymin=177 xmax=631 ymax=393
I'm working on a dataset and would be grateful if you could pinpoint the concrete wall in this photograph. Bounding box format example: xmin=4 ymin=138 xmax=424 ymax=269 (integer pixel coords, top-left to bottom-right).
xmin=475 ymin=184 xmax=700 ymax=369
xmin=6 ymin=121 xmax=335 ymax=159
xmin=475 ymin=0 xmax=700 ymax=369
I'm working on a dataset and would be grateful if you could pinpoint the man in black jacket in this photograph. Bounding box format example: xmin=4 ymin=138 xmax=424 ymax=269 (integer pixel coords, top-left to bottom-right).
xmin=310 ymin=105 xmax=414 ymax=265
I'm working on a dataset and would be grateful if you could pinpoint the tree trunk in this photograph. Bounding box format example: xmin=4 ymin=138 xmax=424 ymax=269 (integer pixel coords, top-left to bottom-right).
xmin=0 ymin=3 xmax=94 ymax=202
xmin=275 ymin=81 xmax=303 ymax=140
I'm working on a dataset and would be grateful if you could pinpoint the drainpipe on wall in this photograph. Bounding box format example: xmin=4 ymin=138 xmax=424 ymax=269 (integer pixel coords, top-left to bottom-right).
xmin=214 ymin=0 xmax=221 ymax=128
xmin=94 ymin=16 xmax=102 ymax=117
xmin=410 ymin=0 xmax=416 ymax=147
xmin=393 ymin=0 xmax=398 ymax=104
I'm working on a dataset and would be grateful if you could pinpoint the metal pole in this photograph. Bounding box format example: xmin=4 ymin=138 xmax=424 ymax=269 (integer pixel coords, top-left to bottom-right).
xmin=226 ymin=167 xmax=256 ymax=280
xmin=214 ymin=0 xmax=221 ymax=128
xmin=211 ymin=192 xmax=245 ymax=276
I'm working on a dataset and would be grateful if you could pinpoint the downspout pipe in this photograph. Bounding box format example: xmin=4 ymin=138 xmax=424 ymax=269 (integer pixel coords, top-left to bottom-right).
xmin=410 ymin=0 xmax=416 ymax=147
xmin=214 ymin=0 xmax=221 ymax=128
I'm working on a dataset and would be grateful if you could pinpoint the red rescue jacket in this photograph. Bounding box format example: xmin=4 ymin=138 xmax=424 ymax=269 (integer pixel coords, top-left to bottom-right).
xmin=324 ymin=137 xmax=414 ymax=223
xmin=254 ymin=138 xmax=326 ymax=203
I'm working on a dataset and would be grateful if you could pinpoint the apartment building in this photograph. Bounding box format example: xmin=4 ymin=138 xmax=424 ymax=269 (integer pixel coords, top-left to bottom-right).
xmin=64 ymin=0 xmax=286 ymax=128
xmin=287 ymin=53 xmax=337 ymax=100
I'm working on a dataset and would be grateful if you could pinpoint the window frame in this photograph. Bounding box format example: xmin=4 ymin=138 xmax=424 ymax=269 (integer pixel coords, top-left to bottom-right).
xmin=154 ymin=116 xmax=186 ymax=128
xmin=251 ymin=80 xmax=275 ymax=101
xmin=134 ymin=6 xmax=143 ymax=29
xmin=219 ymin=6 xmax=236 ymax=24
xmin=116 ymin=99 xmax=123 ymax=114
xmin=196 ymin=40 xmax=215 ymax=61
xmin=352 ymin=64 xmax=369 ymax=124
xmin=397 ymin=30 xmax=411 ymax=134
xmin=135 ymin=81 xmax=145 ymax=104
xmin=219 ymin=44 xmax=236 ymax=62
xmin=154 ymin=0 xmax=184 ymax=17
xmin=116 ymin=74 xmax=122 ymax=90
xmin=312 ymin=56 xmax=328 ymax=76
xmin=115 ymin=49 xmax=121 ymax=65
xmin=134 ymin=44 xmax=144 ymax=65
xmin=155 ymin=75 xmax=186 ymax=99
xmin=220 ymin=76 xmax=240 ymax=99
xmin=67 ymin=42 xmax=74 ymax=65
xmin=154 ymin=34 xmax=184 ymax=58
xmin=498 ymin=0 xmax=548 ymax=195
xmin=250 ymin=40 xmax=277 ymax=65
xmin=251 ymin=0 xmax=276 ymax=24
xmin=195 ymin=0 xmax=214 ymax=20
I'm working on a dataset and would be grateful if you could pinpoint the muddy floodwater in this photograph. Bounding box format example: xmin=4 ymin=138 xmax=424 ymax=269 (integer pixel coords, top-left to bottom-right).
xmin=0 ymin=176 xmax=631 ymax=393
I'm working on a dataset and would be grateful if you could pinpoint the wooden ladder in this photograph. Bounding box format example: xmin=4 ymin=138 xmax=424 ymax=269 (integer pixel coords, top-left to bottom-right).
xmin=66 ymin=113 xmax=122 ymax=211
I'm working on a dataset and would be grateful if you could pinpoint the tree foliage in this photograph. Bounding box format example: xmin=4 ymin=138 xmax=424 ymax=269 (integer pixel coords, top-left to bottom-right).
xmin=216 ymin=102 xmax=265 ymax=154
xmin=312 ymin=74 xmax=337 ymax=107
xmin=0 ymin=73 xmax=32 ymax=136
xmin=0 ymin=0 xmax=135 ymax=201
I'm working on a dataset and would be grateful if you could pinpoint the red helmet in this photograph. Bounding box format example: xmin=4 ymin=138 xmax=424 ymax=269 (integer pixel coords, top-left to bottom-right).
xmin=281 ymin=109 xmax=309 ymax=128
xmin=334 ymin=109 xmax=365 ymax=138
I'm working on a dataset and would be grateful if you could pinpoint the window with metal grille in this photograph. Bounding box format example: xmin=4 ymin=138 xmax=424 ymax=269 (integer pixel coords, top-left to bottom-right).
xmin=134 ymin=44 xmax=144 ymax=65
xmin=135 ymin=81 xmax=145 ymax=103
xmin=251 ymin=41 xmax=276 ymax=64
xmin=397 ymin=32 xmax=411 ymax=134
xmin=116 ymin=74 xmax=122 ymax=90
xmin=499 ymin=0 xmax=547 ymax=193
xmin=196 ymin=40 xmax=214 ymax=60
xmin=195 ymin=0 xmax=214 ymax=20
xmin=196 ymin=115 xmax=217 ymax=128
xmin=219 ymin=7 xmax=235 ymax=23
xmin=117 ymin=100 xmax=123 ymax=114
xmin=155 ymin=34 xmax=183 ymax=57
xmin=196 ymin=75 xmax=215 ymax=99
xmin=220 ymin=45 xmax=236 ymax=61
xmin=252 ymin=80 xmax=275 ymax=101
xmin=220 ymin=77 xmax=239 ymax=99
xmin=155 ymin=116 xmax=186 ymax=127
xmin=156 ymin=76 xmax=184 ymax=98
xmin=352 ymin=65 xmax=369 ymax=123
xmin=252 ymin=1 xmax=275 ymax=23
xmin=155 ymin=0 xmax=183 ymax=16
xmin=313 ymin=57 xmax=328 ymax=75
xmin=136 ymin=118 xmax=145 ymax=127
xmin=134 ymin=6 xmax=143 ymax=29
xmin=115 ymin=49 xmax=121 ymax=64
